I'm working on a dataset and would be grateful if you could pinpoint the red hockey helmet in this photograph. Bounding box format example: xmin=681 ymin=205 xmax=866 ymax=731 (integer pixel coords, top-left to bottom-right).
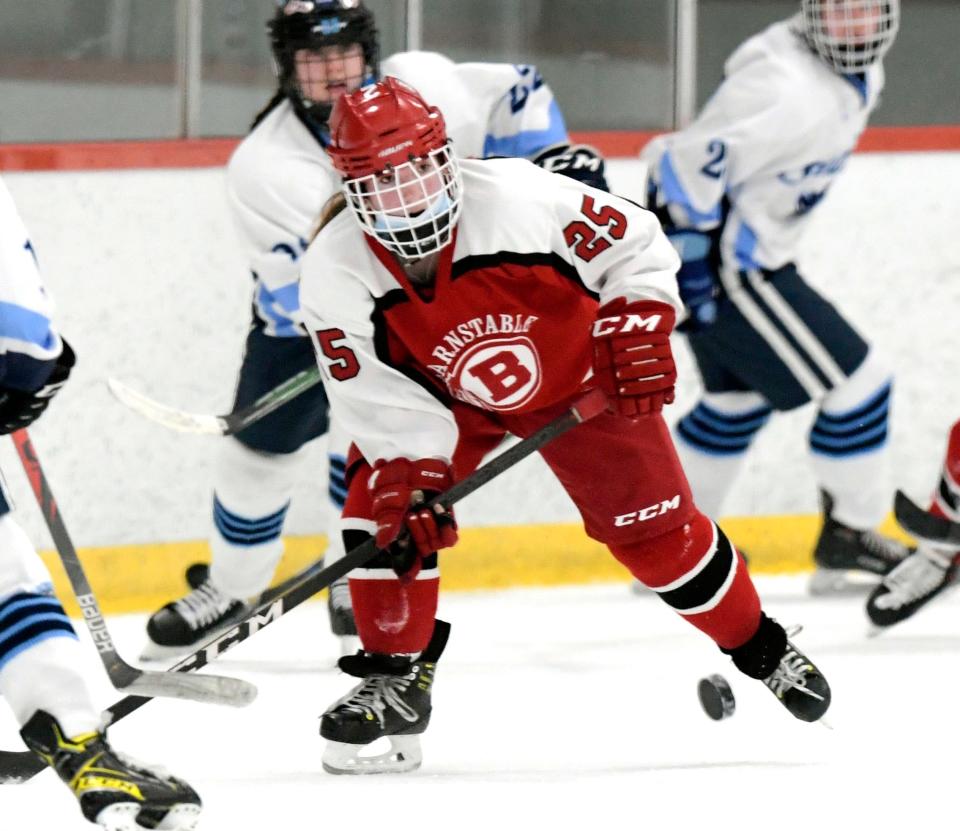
xmin=327 ymin=77 xmax=462 ymax=260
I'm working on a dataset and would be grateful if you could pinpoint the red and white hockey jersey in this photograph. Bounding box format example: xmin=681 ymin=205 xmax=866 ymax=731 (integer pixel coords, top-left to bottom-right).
xmin=300 ymin=158 xmax=681 ymax=466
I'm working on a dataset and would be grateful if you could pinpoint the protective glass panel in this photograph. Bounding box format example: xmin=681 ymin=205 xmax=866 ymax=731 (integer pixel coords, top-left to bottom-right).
xmin=696 ymin=0 xmax=960 ymax=125
xmin=197 ymin=0 xmax=407 ymax=137
xmin=0 ymin=0 xmax=178 ymax=142
xmin=420 ymin=0 xmax=675 ymax=130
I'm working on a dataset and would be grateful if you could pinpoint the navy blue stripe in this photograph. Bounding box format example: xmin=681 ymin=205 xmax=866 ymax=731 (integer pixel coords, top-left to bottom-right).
xmin=329 ymin=455 xmax=347 ymax=473
xmin=677 ymin=419 xmax=750 ymax=456
xmin=810 ymin=430 xmax=887 ymax=457
xmin=811 ymin=409 xmax=888 ymax=442
xmin=815 ymin=384 xmax=891 ymax=426
xmin=214 ymin=519 xmax=284 ymax=546
xmin=213 ymin=497 xmax=289 ymax=530
xmin=0 ymin=596 xmax=65 ymax=627
xmin=0 ymin=620 xmax=77 ymax=669
xmin=329 ymin=469 xmax=347 ymax=488
xmin=328 ymin=486 xmax=347 ymax=509
xmin=213 ymin=507 xmax=286 ymax=536
xmin=689 ymin=401 xmax=773 ymax=431
xmin=688 ymin=409 xmax=769 ymax=440
xmin=739 ymin=276 xmax=834 ymax=390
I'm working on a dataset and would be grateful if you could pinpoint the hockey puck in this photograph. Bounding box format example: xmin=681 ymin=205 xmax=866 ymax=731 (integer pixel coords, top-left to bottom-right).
xmin=698 ymin=674 xmax=735 ymax=721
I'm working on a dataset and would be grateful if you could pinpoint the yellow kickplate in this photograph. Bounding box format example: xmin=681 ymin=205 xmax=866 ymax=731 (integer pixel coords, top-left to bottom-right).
xmin=40 ymin=513 xmax=913 ymax=616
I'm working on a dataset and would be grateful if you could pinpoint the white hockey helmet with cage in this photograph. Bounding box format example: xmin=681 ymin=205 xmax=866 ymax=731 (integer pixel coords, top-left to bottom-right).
xmin=327 ymin=77 xmax=462 ymax=261
xmin=797 ymin=0 xmax=900 ymax=73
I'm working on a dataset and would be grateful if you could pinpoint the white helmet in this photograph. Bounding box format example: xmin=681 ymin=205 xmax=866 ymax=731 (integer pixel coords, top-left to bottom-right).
xmin=796 ymin=0 xmax=900 ymax=73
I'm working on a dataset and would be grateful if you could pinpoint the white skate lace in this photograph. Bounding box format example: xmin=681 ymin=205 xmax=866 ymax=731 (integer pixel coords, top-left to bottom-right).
xmin=764 ymin=626 xmax=824 ymax=702
xmin=173 ymin=580 xmax=236 ymax=631
xmin=336 ymin=673 xmax=419 ymax=728
xmin=330 ymin=578 xmax=351 ymax=611
xmin=875 ymin=548 xmax=951 ymax=610
xmin=859 ymin=530 xmax=910 ymax=564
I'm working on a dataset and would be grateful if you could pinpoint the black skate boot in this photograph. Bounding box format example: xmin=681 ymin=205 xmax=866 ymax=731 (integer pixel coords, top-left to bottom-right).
xmin=321 ymin=619 xmax=450 ymax=775
xmin=20 ymin=710 xmax=201 ymax=830
xmin=328 ymin=576 xmax=360 ymax=656
xmin=727 ymin=613 xmax=831 ymax=722
xmin=142 ymin=571 xmax=247 ymax=661
xmin=809 ymin=489 xmax=911 ymax=595
xmin=866 ymin=544 xmax=957 ymax=629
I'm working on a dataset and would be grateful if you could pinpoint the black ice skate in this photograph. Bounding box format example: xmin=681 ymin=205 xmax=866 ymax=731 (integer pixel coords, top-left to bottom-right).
xmin=142 ymin=571 xmax=247 ymax=661
xmin=866 ymin=545 xmax=957 ymax=629
xmin=20 ymin=710 xmax=201 ymax=831
xmin=328 ymin=575 xmax=360 ymax=656
xmin=727 ymin=613 xmax=831 ymax=723
xmin=809 ymin=490 xmax=911 ymax=595
xmin=321 ymin=619 xmax=450 ymax=775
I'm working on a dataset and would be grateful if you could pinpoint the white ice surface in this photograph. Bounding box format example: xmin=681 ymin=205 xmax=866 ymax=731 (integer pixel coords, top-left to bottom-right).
xmin=4 ymin=575 xmax=959 ymax=830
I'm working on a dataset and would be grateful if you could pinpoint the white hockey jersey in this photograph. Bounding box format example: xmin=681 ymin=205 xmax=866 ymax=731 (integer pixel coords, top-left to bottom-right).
xmin=228 ymin=51 xmax=570 ymax=337
xmin=642 ymin=18 xmax=884 ymax=275
xmin=0 ymin=177 xmax=62 ymax=391
xmin=300 ymin=157 xmax=680 ymax=466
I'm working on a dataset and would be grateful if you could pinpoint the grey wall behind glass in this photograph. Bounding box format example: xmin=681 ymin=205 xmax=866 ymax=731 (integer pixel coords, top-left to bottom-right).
xmin=420 ymin=0 xmax=674 ymax=130
xmin=197 ymin=0 xmax=407 ymax=137
xmin=696 ymin=0 xmax=960 ymax=126
xmin=0 ymin=0 xmax=178 ymax=141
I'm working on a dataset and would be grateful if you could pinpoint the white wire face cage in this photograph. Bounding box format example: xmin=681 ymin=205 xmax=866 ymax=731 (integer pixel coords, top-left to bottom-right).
xmin=342 ymin=144 xmax=463 ymax=261
xmin=798 ymin=0 xmax=900 ymax=73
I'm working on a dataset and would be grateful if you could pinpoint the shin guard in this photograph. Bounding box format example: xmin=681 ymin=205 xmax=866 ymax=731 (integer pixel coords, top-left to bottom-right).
xmin=612 ymin=512 xmax=761 ymax=649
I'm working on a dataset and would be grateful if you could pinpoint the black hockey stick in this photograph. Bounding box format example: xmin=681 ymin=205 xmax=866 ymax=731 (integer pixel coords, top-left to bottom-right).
xmin=894 ymin=489 xmax=960 ymax=547
xmin=10 ymin=430 xmax=257 ymax=707
xmin=107 ymin=366 xmax=321 ymax=436
xmin=0 ymin=388 xmax=607 ymax=784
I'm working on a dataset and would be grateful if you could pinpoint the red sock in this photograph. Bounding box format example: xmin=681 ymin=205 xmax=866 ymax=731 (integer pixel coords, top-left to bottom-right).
xmin=348 ymin=571 xmax=439 ymax=654
xmin=610 ymin=512 xmax=761 ymax=650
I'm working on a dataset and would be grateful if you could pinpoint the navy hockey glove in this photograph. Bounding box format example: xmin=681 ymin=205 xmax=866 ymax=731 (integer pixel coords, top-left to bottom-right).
xmin=532 ymin=143 xmax=610 ymax=192
xmin=0 ymin=339 xmax=75 ymax=435
xmin=369 ymin=458 xmax=458 ymax=583
xmin=666 ymin=230 xmax=719 ymax=330
xmin=591 ymin=299 xmax=677 ymax=418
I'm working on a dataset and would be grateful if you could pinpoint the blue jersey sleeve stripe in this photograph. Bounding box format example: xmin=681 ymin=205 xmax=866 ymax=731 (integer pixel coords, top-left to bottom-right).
xmin=0 ymin=302 xmax=56 ymax=350
xmin=658 ymin=152 xmax=722 ymax=226
xmin=482 ymin=100 xmax=569 ymax=159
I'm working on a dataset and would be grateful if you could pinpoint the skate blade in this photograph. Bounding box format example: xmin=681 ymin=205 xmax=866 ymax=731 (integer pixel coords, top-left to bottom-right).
xmin=322 ymin=735 xmax=422 ymax=775
xmin=139 ymin=640 xmax=196 ymax=663
xmin=338 ymin=635 xmax=362 ymax=657
xmin=807 ymin=569 xmax=879 ymax=597
xmin=97 ymin=803 xmax=200 ymax=831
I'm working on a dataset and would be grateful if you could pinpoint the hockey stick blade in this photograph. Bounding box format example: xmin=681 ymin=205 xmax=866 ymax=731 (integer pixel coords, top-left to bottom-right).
xmin=107 ymin=366 xmax=321 ymax=437
xmin=11 ymin=430 xmax=257 ymax=709
xmin=0 ymin=388 xmax=607 ymax=784
xmin=894 ymin=489 xmax=960 ymax=547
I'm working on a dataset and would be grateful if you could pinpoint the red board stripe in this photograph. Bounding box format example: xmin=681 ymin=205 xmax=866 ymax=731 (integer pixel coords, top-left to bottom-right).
xmin=1 ymin=126 xmax=957 ymax=172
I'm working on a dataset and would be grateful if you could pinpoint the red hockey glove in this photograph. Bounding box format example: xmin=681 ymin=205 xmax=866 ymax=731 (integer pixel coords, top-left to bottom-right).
xmin=591 ymin=298 xmax=677 ymax=417
xmin=369 ymin=458 xmax=458 ymax=582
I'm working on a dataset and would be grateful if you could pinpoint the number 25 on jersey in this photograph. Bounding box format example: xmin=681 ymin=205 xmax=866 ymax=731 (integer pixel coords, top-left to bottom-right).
xmin=562 ymin=195 xmax=628 ymax=262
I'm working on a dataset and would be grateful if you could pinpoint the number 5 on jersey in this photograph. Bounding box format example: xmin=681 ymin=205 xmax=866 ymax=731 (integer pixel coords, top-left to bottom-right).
xmin=315 ymin=328 xmax=360 ymax=380
xmin=563 ymin=195 xmax=628 ymax=262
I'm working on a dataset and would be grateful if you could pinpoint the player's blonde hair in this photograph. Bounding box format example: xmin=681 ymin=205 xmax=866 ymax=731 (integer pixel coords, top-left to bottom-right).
xmin=310 ymin=192 xmax=348 ymax=243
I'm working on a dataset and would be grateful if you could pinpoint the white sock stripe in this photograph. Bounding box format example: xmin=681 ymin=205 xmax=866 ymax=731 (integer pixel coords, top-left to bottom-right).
xmin=720 ymin=265 xmax=826 ymax=399
xmin=677 ymin=551 xmax=739 ymax=616
xmin=647 ymin=522 xmax=719 ymax=593
xmin=747 ymin=270 xmax=847 ymax=387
